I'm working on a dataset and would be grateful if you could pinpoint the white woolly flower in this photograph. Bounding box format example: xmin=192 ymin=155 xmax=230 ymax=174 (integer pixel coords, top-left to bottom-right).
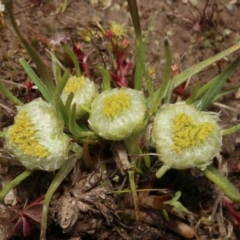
xmin=61 ymin=76 xmax=98 ymax=118
xmin=4 ymin=98 xmax=70 ymax=171
xmin=89 ymin=88 xmax=147 ymax=141
xmin=152 ymin=102 xmax=222 ymax=170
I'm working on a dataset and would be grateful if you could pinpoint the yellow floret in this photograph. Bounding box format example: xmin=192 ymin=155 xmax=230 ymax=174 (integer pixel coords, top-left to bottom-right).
xmin=8 ymin=111 xmax=49 ymax=158
xmin=171 ymin=113 xmax=215 ymax=153
xmin=103 ymin=90 xmax=130 ymax=119
xmin=110 ymin=22 xmax=125 ymax=38
xmin=64 ymin=76 xmax=85 ymax=94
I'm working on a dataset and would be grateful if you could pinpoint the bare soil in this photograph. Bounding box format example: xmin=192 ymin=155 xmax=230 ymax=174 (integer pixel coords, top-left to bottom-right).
xmin=1 ymin=0 xmax=240 ymax=239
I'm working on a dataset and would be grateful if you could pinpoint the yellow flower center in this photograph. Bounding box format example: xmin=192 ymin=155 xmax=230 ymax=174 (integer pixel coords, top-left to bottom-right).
xmin=103 ymin=91 xmax=130 ymax=119
xmin=171 ymin=113 xmax=215 ymax=153
xmin=64 ymin=76 xmax=85 ymax=94
xmin=8 ymin=111 xmax=49 ymax=158
xmin=111 ymin=22 xmax=125 ymax=37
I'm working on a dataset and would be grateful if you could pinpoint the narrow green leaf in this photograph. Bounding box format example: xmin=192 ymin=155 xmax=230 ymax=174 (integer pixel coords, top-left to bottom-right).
xmin=141 ymin=16 xmax=158 ymax=101
xmin=152 ymin=43 xmax=240 ymax=100
xmin=52 ymin=70 xmax=70 ymax=112
xmin=186 ymin=81 xmax=202 ymax=104
xmin=68 ymin=103 xmax=95 ymax=138
xmin=197 ymin=56 xmax=240 ymax=110
xmin=0 ymin=170 xmax=34 ymax=201
xmin=40 ymin=148 xmax=82 ymax=240
xmin=203 ymin=165 xmax=240 ymax=203
xmin=98 ymin=66 xmax=111 ymax=91
xmin=19 ymin=58 xmax=51 ymax=102
xmin=150 ymin=38 xmax=172 ymax=115
xmin=65 ymin=92 xmax=74 ymax=116
xmin=127 ymin=0 xmax=144 ymax=90
xmin=143 ymin=11 xmax=158 ymax=55
xmin=4 ymin=0 xmax=55 ymax=95
xmin=64 ymin=46 xmax=81 ymax=77
xmin=213 ymin=87 xmax=239 ymax=101
xmin=0 ymin=80 xmax=23 ymax=106
xmin=141 ymin=12 xmax=158 ymax=98
xmin=50 ymin=50 xmax=64 ymax=85
xmin=175 ymin=44 xmax=240 ymax=87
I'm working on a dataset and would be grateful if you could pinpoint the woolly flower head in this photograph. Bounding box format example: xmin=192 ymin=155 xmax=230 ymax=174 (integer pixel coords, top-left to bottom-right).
xmin=4 ymin=98 xmax=70 ymax=171
xmin=152 ymin=102 xmax=222 ymax=170
xmin=89 ymin=88 xmax=147 ymax=141
xmin=61 ymin=75 xmax=98 ymax=118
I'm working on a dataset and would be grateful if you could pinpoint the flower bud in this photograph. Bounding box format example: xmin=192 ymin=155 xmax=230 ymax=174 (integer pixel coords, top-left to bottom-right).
xmin=152 ymin=102 xmax=222 ymax=170
xmin=61 ymin=76 xmax=98 ymax=118
xmin=4 ymin=98 xmax=70 ymax=171
xmin=89 ymin=88 xmax=147 ymax=140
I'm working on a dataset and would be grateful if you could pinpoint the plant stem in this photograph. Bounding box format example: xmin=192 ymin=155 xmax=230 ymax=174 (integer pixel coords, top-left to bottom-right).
xmin=124 ymin=135 xmax=141 ymax=221
xmin=0 ymin=169 xmax=35 ymax=201
xmin=40 ymin=148 xmax=82 ymax=240
xmin=203 ymin=165 xmax=240 ymax=203
xmin=222 ymin=124 xmax=240 ymax=136
xmin=128 ymin=170 xmax=140 ymax=221
xmin=156 ymin=165 xmax=170 ymax=179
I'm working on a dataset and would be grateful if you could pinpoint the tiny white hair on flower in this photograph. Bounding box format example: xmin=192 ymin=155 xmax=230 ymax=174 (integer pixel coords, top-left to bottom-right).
xmin=61 ymin=75 xmax=98 ymax=118
xmin=4 ymin=98 xmax=70 ymax=171
xmin=152 ymin=101 xmax=222 ymax=170
xmin=88 ymin=88 xmax=147 ymax=141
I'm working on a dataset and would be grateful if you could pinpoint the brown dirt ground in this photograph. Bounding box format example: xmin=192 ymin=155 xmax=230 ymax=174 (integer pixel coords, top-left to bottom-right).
xmin=1 ymin=0 xmax=240 ymax=239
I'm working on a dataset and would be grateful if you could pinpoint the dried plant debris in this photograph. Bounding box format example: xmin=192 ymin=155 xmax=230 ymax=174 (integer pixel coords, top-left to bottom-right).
xmin=0 ymin=204 xmax=14 ymax=240
xmin=50 ymin=171 xmax=120 ymax=238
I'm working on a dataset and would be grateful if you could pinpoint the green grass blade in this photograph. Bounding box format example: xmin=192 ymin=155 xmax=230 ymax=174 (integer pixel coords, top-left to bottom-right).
xmin=213 ymin=87 xmax=239 ymax=101
xmin=40 ymin=148 xmax=82 ymax=240
xmin=0 ymin=79 xmax=23 ymax=106
xmin=141 ymin=14 xmax=158 ymax=98
xmin=188 ymin=86 xmax=238 ymax=108
xmin=52 ymin=70 xmax=70 ymax=112
xmin=187 ymin=79 xmax=213 ymax=103
xmin=0 ymin=170 xmax=34 ymax=201
xmin=65 ymin=92 xmax=74 ymax=116
xmin=152 ymin=43 xmax=240 ymax=100
xmin=203 ymin=165 xmax=240 ymax=203
xmin=127 ymin=0 xmax=144 ymax=90
xmin=189 ymin=78 xmax=240 ymax=106
xmin=141 ymin=12 xmax=158 ymax=98
xmin=150 ymin=38 xmax=172 ymax=115
xmin=4 ymin=0 xmax=55 ymax=95
xmin=98 ymin=66 xmax=111 ymax=91
xmin=19 ymin=58 xmax=51 ymax=102
xmin=50 ymin=50 xmax=64 ymax=85
xmin=162 ymin=38 xmax=173 ymax=104
xmin=143 ymin=12 xmax=158 ymax=55
xmin=175 ymin=44 xmax=240 ymax=87
xmin=197 ymin=56 xmax=240 ymax=110
xmin=68 ymin=103 xmax=95 ymax=138
xmin=63 ymin=46 xmax=81 ymax=77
